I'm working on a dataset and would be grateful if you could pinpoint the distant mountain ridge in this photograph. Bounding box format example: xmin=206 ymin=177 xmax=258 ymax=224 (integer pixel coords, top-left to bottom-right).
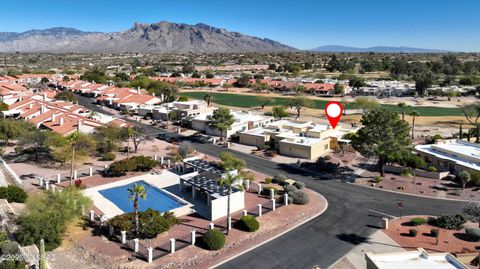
xmin=311 ymin=45 xmax=450 ymax=53
xmin=0 ymin=21 xmax=296 ymax=53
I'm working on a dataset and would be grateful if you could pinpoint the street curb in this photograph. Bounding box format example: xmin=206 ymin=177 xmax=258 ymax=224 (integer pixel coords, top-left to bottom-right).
xmin=349 ymin=182 xmax=472 ymax=203
xmin=210 ymin=192 xmax=329 ymax=269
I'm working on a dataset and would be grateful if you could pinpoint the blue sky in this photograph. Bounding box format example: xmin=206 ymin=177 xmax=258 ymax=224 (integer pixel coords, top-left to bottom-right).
xmin=1 ymin=0 xmax=479 ymax=51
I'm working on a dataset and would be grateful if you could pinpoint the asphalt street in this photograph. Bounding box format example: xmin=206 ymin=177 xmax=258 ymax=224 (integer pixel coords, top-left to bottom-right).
xmin=77 ymin=95 xmax=466 ymax=269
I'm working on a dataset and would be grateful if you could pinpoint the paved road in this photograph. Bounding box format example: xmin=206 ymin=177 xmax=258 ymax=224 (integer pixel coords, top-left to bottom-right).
xmin=77 ymin=95 xmax=466 ymax=269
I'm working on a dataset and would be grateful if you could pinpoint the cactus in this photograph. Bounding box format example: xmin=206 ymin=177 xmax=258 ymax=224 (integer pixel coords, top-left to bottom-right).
xmin=39 ymin=239 xmax=46 ymax=269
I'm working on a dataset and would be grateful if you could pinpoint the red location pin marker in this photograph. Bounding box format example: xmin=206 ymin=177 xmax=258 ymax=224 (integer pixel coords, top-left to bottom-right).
xmin=325 ymin=101 xmax=343 ymax=129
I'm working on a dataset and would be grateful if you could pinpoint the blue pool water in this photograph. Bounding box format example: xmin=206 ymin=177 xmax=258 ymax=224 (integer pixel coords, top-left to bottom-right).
xmin=99 ymin=180 xmax=184 ymax=213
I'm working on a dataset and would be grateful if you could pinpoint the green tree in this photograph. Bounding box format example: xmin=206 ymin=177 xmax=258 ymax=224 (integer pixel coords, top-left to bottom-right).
xmin=458 ymin=170 xmax=471 ymax=189
xmin=353 ymin=97 xmax=379 ymax=114
xmin=413 ymin=71 xmax=434 ymax=96
xmin=128 ymin=183 xmax=147 ymax=235
xmin=203 ymin=93 xmax=214 ymax=107
xmin=0 ymin=118 xmax=28 ymax=146
xmin=0 ymin=102 xmax=8 ymax=111
xmin=289 ymin=94 xmax=312 ymax=119
xmin=237 ymin=73 xmax=251 ymax=87
xmin=257 ymin=95 xmax=271 ymax=109
xmin=272 ymin=106 xmax=289 ymax=119
xmin=461 ymin=103 xmax=480 ymax=143
xmin=206 ymin=108 xmax=235 ymax=141
xmin=219 ymin=172 xmax=244 ymax=235
xmin=18 ymin=129 xmax=61 ymax=160
xmin=219 ymin=151 xmax=246 ymax=171
xmin=333 ymin=83 xmax=345 ymax=95
xmin=409 ymin=110 xmax=420 ymax=139
xmin=93 ymin=124 xmax=125 ymax=155
xmin=352 ymin=109 xmax=411 ymax=176
xmin=51 ymin=132 xmax=96 ymax=185
xmin=54 ymin=91 xmax=78 ymax=103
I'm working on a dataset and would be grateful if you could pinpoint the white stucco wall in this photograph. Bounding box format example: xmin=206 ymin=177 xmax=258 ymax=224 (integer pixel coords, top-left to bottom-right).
xmin=210 ymin=191 xmax=245 ymax=221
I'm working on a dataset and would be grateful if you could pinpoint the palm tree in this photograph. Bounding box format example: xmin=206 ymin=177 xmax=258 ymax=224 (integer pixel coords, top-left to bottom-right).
xmin=219 ymin=172 xmax=244 ymax=235
xmin=125 ymin=127 xmax=135 ymax=158
xmin=397 ymin=102 xmax=410 ymax=121
xmin=409 ymin=110 xmax=420 ymax=139
xmin=203 ymin=93 xmax=214 ymax=107
xmin=128 ymin=183 xmax=147 ymax=235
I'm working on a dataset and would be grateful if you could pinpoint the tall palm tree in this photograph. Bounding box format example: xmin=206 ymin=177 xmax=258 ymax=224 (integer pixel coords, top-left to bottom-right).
xmin=128 ymin=183 xmax=147 ymax=235
xmin=409 ymin=110 xmax=420 ymax=139
xmin=219 ymin=172 xmax=244 ymax=235
xmin=397 ymin=102 xmax=410 ymax=121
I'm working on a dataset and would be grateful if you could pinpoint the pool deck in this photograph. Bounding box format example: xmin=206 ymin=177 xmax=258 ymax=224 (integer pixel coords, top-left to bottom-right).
xmin=83 ymin=170 xmax=194 ymax=218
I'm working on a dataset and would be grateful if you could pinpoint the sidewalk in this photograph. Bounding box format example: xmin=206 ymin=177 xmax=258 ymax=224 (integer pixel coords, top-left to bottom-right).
xmin=329 ymin=231 xmax=405 ymax=269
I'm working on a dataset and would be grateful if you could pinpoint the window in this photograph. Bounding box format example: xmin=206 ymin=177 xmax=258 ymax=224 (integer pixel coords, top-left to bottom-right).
xmin=324 ymin=145 xmax=328 ymax=150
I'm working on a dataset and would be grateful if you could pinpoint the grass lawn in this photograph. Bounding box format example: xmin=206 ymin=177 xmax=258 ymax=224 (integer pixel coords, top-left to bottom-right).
xmin=180 ymin=91 xmax=463 ymax=117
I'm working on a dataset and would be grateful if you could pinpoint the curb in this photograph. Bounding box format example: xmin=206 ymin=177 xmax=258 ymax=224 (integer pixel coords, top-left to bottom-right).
xmin=349 ymin=182 xmax=472 ymax=203
xmin=210 ymin=192 xmax=329 ymax=269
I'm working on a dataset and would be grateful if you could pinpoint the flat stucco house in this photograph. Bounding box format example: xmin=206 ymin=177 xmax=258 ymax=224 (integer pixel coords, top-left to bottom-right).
xmin=365 ymin=248 xmax=468 ymax=269
xmin=414 ymin=139 xmax=480 ymax=174
xmin=239 ymin=120 xmax=340 ymax=160
xmin=192 ymin=110 xmax=273 ymax=138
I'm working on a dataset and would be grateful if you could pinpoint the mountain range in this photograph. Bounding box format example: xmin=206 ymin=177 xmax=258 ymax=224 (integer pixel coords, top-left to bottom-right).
xmin=0 ymin=21 xmax=295 ymax=53
xmin=0 ymin=21 xmax=452 ymax=53
xmin=310 ymin=45 xmax=450 ymax=53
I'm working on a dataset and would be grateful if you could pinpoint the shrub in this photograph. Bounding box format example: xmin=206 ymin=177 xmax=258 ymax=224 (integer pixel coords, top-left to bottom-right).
xmin=108 ymin=156 xmax=157 ymax=175
xmin=238 ymin=216 xmax=259 ymax=232
xmin=240 ymin=171 xmax=255 ymax=182
xmin=262 ymin=186 xmax=278 ymax=196
xmin=0 ymin=185 xmax=28 ymax=203
xmin=427 ymin=166 xmax=437 ymax=172
xmin=374 ymin=176 xmax=382 ymax=183
xmin=273 ymin=174 xmax=288 ymax=184
xmin=401 ymin=170 xmax=412 ymax=177
xmin=410 ymin=217 xmax=427 ymax=226
xmin=283 ymin=184 xmax=297 ymax=194
xmin=290 ymin=190 xmax=310 ymax=205
xmin=102 ymin=152 xmax=116 ymax=161
xmin=427 ymin=217 xmax=437 ymax=226
xmin=431 ymin=228 xmax=439 ymax=237
xmin=436 ymin=214 xmax=466 ymax=230
xmin=264 ymin=178 xmax=272 ymax=184
xmin=294 ymin=181 xmax=306 ymax=190
xmin=202 ymin=229 xmax=225 ymax=250
xmin=108 ymin=209 xmax=179 ymax=238
xmin=409 ymin=229 xmax=417 ymax=237
xmin=323 ymin=155 xmax=332 ymax=161
xmin=465 ymin=228 xmax=480 ymax=241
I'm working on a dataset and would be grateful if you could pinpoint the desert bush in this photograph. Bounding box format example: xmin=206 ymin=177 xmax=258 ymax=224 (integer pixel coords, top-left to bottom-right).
xmin=108 ymin=156 xmax=156 ymax=175
xmin=374 ymin=176 xmax=382 ymax=183
xmin=410 ymin=217 xmax=427 ymax=226
xmin=240 ymin=171 xmax=255 ymax=182
xmin=436 ymin=214 xmax=466 ymax=230
xmin=101 ymin=152 xmax=116 ymax=161
xmin=323 ymin=155 xmax=332 ymax=161
xmin=262 ymin=186 xmax=278 ymax=196
xmin=108 ymin=209 xmax=179 ymax=238
xmin=427 ymin=217 xmax=437 ymax=226
xmin=273 ymin=174 xmax=288 ymax=184
xmin=290 ymin=190 xmax=310 ymax=205
xmin=264 ymin=178 xmax=272 ymax=184
xmin=431 ymin=228 xmax=439 ymax=237
xmin=283 ymin=184 xmax=297 ymax=194
xmin=409 ymin=229 xmax=417 ymax=237
xmin=202 ymin=229 xmax=225 ymax=250
xmin=294 ymin=181 xmax=306 ymax=189
xmin=0 ymin=185 xmax=28 ymax=203
xmin=401 ymin=170 xmax=412 ymax=177
xmin=427 ymin=166 xmax=437 ymax=172
xmin=465 ymin=228 xmax=480 ymax=241
xmin=238 ymin=216 xmax=259 ymax=232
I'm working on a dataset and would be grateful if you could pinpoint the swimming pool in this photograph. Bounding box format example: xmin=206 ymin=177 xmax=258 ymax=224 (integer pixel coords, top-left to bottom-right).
xmin=99 ymin=180 xmax=185 ymax=213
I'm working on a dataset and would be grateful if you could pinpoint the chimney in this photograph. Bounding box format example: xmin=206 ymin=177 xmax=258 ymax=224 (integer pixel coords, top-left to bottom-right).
xmin=43 ymin=92 xmax=47 ymax=102
xmin=77 ymin=120 xmax=82 ymax=131
xmin=137 ymin=87 xmax=140 ymax=94
xmin=29 ymin=103 xmax=33 ymax=109
xmin=40 ymin=105 xmax=46 ymax=114
xmin=51 ymin=113 xmax=56 ymax=122
xmin=161 ymin=93 xmax=164 ymax=102
xmin=59 ymin=118 xmax=64 ymax=126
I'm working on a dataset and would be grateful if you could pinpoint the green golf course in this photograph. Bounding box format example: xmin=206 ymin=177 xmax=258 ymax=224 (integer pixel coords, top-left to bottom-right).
xmin=180 ymin=91 xmax=463 ymax=117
